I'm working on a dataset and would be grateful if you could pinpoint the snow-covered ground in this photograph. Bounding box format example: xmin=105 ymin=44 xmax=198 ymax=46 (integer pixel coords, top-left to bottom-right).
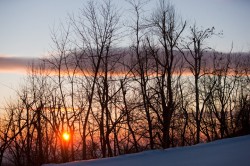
xmin=45 ymin=135 xmax=250 ymax=166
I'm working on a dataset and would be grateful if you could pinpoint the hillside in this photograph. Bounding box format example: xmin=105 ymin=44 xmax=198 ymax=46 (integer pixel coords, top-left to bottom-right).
xmin=44 ymin=135 xmax=250 ymax=166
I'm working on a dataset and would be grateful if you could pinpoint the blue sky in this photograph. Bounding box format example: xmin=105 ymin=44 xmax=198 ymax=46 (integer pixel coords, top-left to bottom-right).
xmin=0 ymin=0 xmax=250 ymax=108
xmin=0 ymin=0 xmax=250 ymax=58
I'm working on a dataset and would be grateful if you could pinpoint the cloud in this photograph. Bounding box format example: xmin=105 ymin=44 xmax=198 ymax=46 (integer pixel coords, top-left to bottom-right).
xmin=1 ymin=51 xmax=249 ymax=76
xmin=0 ymin=55 xmax=38 ymax=74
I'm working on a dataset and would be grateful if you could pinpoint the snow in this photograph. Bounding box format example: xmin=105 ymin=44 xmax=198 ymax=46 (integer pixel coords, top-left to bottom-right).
xmin=44 ymin=135 xmax=250 ymax=166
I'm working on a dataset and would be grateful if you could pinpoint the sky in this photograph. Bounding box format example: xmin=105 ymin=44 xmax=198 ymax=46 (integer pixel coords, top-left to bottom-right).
xmin=0 ymin=0 xmax=250 ymax=109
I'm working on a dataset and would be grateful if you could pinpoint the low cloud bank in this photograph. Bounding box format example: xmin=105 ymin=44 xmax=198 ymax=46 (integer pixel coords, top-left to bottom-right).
xmin=0 ymin=55 xmax=38 ymax=73
xmin=0 ymin=51 xmax=249 ymax=76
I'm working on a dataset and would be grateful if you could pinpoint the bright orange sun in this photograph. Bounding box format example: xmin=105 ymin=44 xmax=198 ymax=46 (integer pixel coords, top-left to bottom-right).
xmin=62 ymin=132 xmax=70 ymax=141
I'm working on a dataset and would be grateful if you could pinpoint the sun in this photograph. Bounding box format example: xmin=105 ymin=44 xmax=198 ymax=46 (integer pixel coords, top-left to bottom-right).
xmin=62 ymin=132 xmax=70 ymax=141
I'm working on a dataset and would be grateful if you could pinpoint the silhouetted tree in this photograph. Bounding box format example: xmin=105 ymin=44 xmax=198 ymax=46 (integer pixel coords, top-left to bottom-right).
xmin=150 ymin=0 xmax=186 ymax=148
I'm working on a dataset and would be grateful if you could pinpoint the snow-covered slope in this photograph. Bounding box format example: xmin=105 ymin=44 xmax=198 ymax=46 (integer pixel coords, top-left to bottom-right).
xmin=45 ymin=135 xmax=250 ymax=166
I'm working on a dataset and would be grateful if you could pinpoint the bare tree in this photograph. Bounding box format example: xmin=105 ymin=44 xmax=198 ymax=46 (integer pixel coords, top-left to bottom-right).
xmin=70 ymin=0 xmax=121 ymax=159
xmin=126 ymin=0 xmax=156 ymax=150
xmin=181 ymin=24 xmax=217 ymax=143
xmin=150 ymin=0 xmax=186 ymax=148
xmin=0 ymin=103 xmax=26 ymax=166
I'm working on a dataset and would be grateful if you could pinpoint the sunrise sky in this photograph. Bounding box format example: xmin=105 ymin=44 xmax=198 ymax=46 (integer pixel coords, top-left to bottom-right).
xmin=0 ymin=0 xmax=250 ymax=109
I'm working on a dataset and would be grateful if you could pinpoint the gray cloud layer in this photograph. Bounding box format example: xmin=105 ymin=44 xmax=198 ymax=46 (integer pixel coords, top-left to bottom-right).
xmin=0 ymin=56 xmax=38 ymax=73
